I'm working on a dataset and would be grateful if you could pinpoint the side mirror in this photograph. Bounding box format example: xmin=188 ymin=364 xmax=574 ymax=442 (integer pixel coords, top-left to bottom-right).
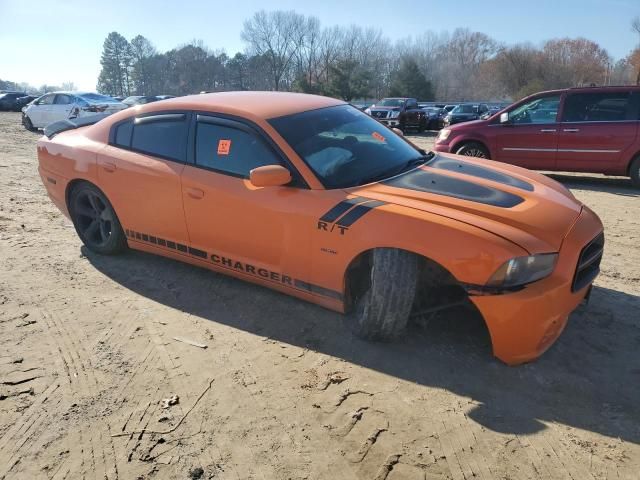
xmin=499 ymin=112 xmax=509 ymax=124
xmin=249 ymin=165 xmax=292 ymax=187
xmin=392 ymin=127 xmax=404 ymax=136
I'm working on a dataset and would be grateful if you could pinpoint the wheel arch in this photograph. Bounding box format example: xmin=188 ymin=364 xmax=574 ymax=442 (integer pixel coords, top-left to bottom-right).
xmin=626 ymin=150 xmax=640 ymax=175
xmin=342 ymin=247 xmax=468 ymax=313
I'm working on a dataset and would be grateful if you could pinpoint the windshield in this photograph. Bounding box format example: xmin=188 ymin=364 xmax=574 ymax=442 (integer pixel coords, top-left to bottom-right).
xmin=376 ymin=99 xmax=404 ymax=107
xmin=79 ymin=93 xmax=119 ymax=104
xmin=269 ymin=105 xmax=427 ymax=189
xmin=452 ymin=104 xmax=478 ymax=114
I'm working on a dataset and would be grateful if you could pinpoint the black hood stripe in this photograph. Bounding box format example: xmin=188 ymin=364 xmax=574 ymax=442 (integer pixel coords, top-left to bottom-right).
xmin=319 ymin=196 xmax=369 ymax=223
xmin=429 ymin=156 xmax=534 ymax=191
xmin=384 ymin=169 xmax=524 ymax=208
xmin=336 ymin=200 xmax=387 ymax=227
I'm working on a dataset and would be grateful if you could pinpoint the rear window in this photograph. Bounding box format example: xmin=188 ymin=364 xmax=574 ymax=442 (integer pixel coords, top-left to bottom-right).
xmin=562 ymin=92 xmax=635 ymax=122
xmin=130 ymin=115 xmax=188 ymax=162
xmin=80 ymin=93 xmax=118 ymax=104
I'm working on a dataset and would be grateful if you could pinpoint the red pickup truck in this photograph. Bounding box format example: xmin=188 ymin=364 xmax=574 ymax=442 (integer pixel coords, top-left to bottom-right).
xmin=434 ymin=86 xmax=640 ymax=187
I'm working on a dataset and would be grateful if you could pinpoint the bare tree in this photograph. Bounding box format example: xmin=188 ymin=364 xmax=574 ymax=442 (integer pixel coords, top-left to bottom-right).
xmin=241 ymin=10 xmax=306 ymax=90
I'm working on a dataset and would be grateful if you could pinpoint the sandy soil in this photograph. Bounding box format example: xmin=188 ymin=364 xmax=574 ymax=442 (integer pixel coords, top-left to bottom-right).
xmin=0 ymin=111 xmax=639 ymax=480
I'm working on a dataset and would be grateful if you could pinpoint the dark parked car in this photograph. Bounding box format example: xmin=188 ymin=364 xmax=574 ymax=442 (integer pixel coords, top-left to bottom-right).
xmin=443 ymin=103 xmax=489 ymax=126
xmin=434 ymin=85 xmax=640 ymax=187
xmin=0 ymin=92 xmax=29 ymax=111
xmin=122 ymin=95 xmax=161 ymax=107
xmin=365 ymin=97 xmax=425 ymax=131
xmin=420 ymin=106 xmax=446 ymax=130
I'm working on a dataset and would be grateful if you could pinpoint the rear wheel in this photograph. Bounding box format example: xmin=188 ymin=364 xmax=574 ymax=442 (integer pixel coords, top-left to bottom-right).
xmin=349 ymin=249 xmax=418 ymax=341
xmin=455 ymin=142 xmax=490 ymax=159
xmin=69 ymin=183 xmax=126 ymax=255
xmin=630 ymin=156 xmax=640 ymax=188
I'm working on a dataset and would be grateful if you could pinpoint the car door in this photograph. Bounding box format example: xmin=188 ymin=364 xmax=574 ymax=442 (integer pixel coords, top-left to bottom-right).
xmin=29 ymin=93 xmax=55 ymax=127
xmin=48 ymin=94 xmax=76 ymax=124
xmin=493 ymin=93 xmax=561 ymax=170
xmin=403 ymin=99 xmax=419 ymax=126
xmin=557 ymin=90 xmax=640 ymax=173
xmin=180 ymin=114 xmax=318 ymax=286
xmin=96 ymin=112 xmax=191 ymax=247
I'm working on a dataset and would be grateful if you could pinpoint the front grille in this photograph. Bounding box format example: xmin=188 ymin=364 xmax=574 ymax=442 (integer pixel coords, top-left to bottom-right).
xmin=572 ymin=232 xmax=604 ymax=292
xmin=371 ymin=110 xmax=389 ymax=119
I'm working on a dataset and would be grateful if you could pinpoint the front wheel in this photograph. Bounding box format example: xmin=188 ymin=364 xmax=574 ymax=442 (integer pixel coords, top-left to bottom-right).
xmin=349 ymin=249 xmax=418 ymax=341
xmin=630 ymin=156 xmax=640 ymax=188
xmin=69 ymin=183 xmax=127 ymax=255
xmin=22 ymin=115 xmax=36 ymax=132
xmin=455 ymin=142 xmax=490 ymax=159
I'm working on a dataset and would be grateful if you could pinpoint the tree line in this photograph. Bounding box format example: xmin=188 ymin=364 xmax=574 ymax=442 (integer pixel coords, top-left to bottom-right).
xmin=4 ymin=10 xmax=640 ymax=101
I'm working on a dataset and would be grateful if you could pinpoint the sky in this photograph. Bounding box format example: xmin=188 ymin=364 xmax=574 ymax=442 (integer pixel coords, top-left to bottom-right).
xmin=1 ymin=0 xmax=638 ymax=91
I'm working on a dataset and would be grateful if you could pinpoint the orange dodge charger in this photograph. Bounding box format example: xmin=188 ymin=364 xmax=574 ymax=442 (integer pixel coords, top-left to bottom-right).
xmin=37 ymin=92 xmax=604 ymax=365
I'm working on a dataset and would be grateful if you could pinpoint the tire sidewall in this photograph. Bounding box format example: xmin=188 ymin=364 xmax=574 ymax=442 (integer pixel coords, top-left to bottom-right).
xmin=456 ymin=142 xmax=489 ymax=159
xmin=69 ymin=183 xmax=126 ymax=255
xmin=630 ymin=157 xmax=640 ymax=188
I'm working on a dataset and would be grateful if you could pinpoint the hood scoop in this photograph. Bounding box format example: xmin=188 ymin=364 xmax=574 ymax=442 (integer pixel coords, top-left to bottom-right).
xmin=383 ymin=168 xmax=524 ymax=208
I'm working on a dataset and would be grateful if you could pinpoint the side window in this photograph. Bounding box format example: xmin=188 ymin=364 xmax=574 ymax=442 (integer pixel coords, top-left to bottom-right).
xmin=406 ymin=100 xmax=418 ymax=109
xmin=562 ymin=92 xmax=632 ymax=122
xmin=509 ymin=95 xmax=560 ymax=124
xmin=54 ymin=94 xmax=73 ymax=105
xmin=37 ymin=94 xmax=55 ymax=105
xmin=195 ymin=121 xmax=281 ymax=178
xmin=114 ymin=121 xmax=133 ymax=148
xmin=131 ymin=115 xmax=188 ymax=162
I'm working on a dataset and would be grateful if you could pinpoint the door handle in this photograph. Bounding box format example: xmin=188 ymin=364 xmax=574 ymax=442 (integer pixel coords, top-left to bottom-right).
xmin=539 ymin=129 xmax=556 ymax=132
xmin=186 ymin=187 xmax=204 ymax=200
xmin=102 ymin=162 xmax=116 ymax=173
xmin=563 ymin=128 xmax=580 ymax=132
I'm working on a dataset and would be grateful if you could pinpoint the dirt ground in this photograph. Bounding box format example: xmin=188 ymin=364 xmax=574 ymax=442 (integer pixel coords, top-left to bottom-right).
xmin=0 ymin=111 xmax=638 ymax=480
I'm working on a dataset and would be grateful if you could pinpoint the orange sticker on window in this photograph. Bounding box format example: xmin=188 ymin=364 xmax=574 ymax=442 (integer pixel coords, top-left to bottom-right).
xmin=371 ymin=131 xmax=386 ymax=142
xmin=217 ymin=139 xmax=231 ymax=155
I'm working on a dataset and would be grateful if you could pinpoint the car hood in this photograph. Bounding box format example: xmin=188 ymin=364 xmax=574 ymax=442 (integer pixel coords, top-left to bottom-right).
xmin=345 ymin=153 xmax=583 ymax=253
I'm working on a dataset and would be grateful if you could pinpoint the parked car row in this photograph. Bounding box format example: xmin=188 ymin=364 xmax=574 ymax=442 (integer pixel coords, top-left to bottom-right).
xmin=0 ymin=92 xmax=38 ymax=111
xmin=19 ymin=92 xmax=177 ymax=131
xmin=363 ymin=98 xmax=510 ymax=131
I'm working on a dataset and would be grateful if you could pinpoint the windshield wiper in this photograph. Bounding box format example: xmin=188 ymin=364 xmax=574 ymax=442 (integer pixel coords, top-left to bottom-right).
xmin=356 ymin=153 xmax=433 ymax=186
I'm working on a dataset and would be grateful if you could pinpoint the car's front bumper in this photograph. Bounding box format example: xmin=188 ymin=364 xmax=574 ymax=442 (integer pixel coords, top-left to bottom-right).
xmin=433 ymin=141 xmax=451 ymax=153
xmin=379 ymin=119 xmax=400 ymax=127
xmin=470 ymin=206 xmax=604 ymax=365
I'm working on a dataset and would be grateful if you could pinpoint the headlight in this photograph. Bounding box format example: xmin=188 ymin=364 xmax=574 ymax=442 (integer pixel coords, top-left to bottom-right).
xmin=486 ymin=253 xmax=558 ymax=289
xmin=364 ymin=108 xmax=371 ymax=115
xmin=389 ymin=111 xmax=400 ymax=118
xmin=438 ymin=129 xmax=451 ymax=141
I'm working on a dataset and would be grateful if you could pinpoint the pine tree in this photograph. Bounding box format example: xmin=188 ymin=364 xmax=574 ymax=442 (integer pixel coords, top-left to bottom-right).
xmin=389 ymin=59 xmax=434 ymax=100
xmin=97 ymin=32 xmax=133 ymax=96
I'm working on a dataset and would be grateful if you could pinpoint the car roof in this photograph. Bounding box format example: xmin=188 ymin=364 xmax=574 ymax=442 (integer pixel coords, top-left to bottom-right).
xmin=132 ymin=91 xmax=346 ymax=120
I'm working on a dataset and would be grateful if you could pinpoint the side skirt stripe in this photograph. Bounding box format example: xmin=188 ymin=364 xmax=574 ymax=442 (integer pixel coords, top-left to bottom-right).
xmin=125 ymin=229 xmax=342 ymax=301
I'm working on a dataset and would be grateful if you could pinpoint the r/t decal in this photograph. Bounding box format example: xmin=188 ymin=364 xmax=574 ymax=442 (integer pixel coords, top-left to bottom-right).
xmin=317 ymin=197 xmax=387 ymax=234
xmin=317 ymin=221 xmax=349 ymax=235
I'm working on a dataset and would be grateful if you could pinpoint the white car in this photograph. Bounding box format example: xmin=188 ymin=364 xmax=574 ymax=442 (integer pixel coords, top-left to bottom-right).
xmin=22 ymin=92 xmax=127 ymax=131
